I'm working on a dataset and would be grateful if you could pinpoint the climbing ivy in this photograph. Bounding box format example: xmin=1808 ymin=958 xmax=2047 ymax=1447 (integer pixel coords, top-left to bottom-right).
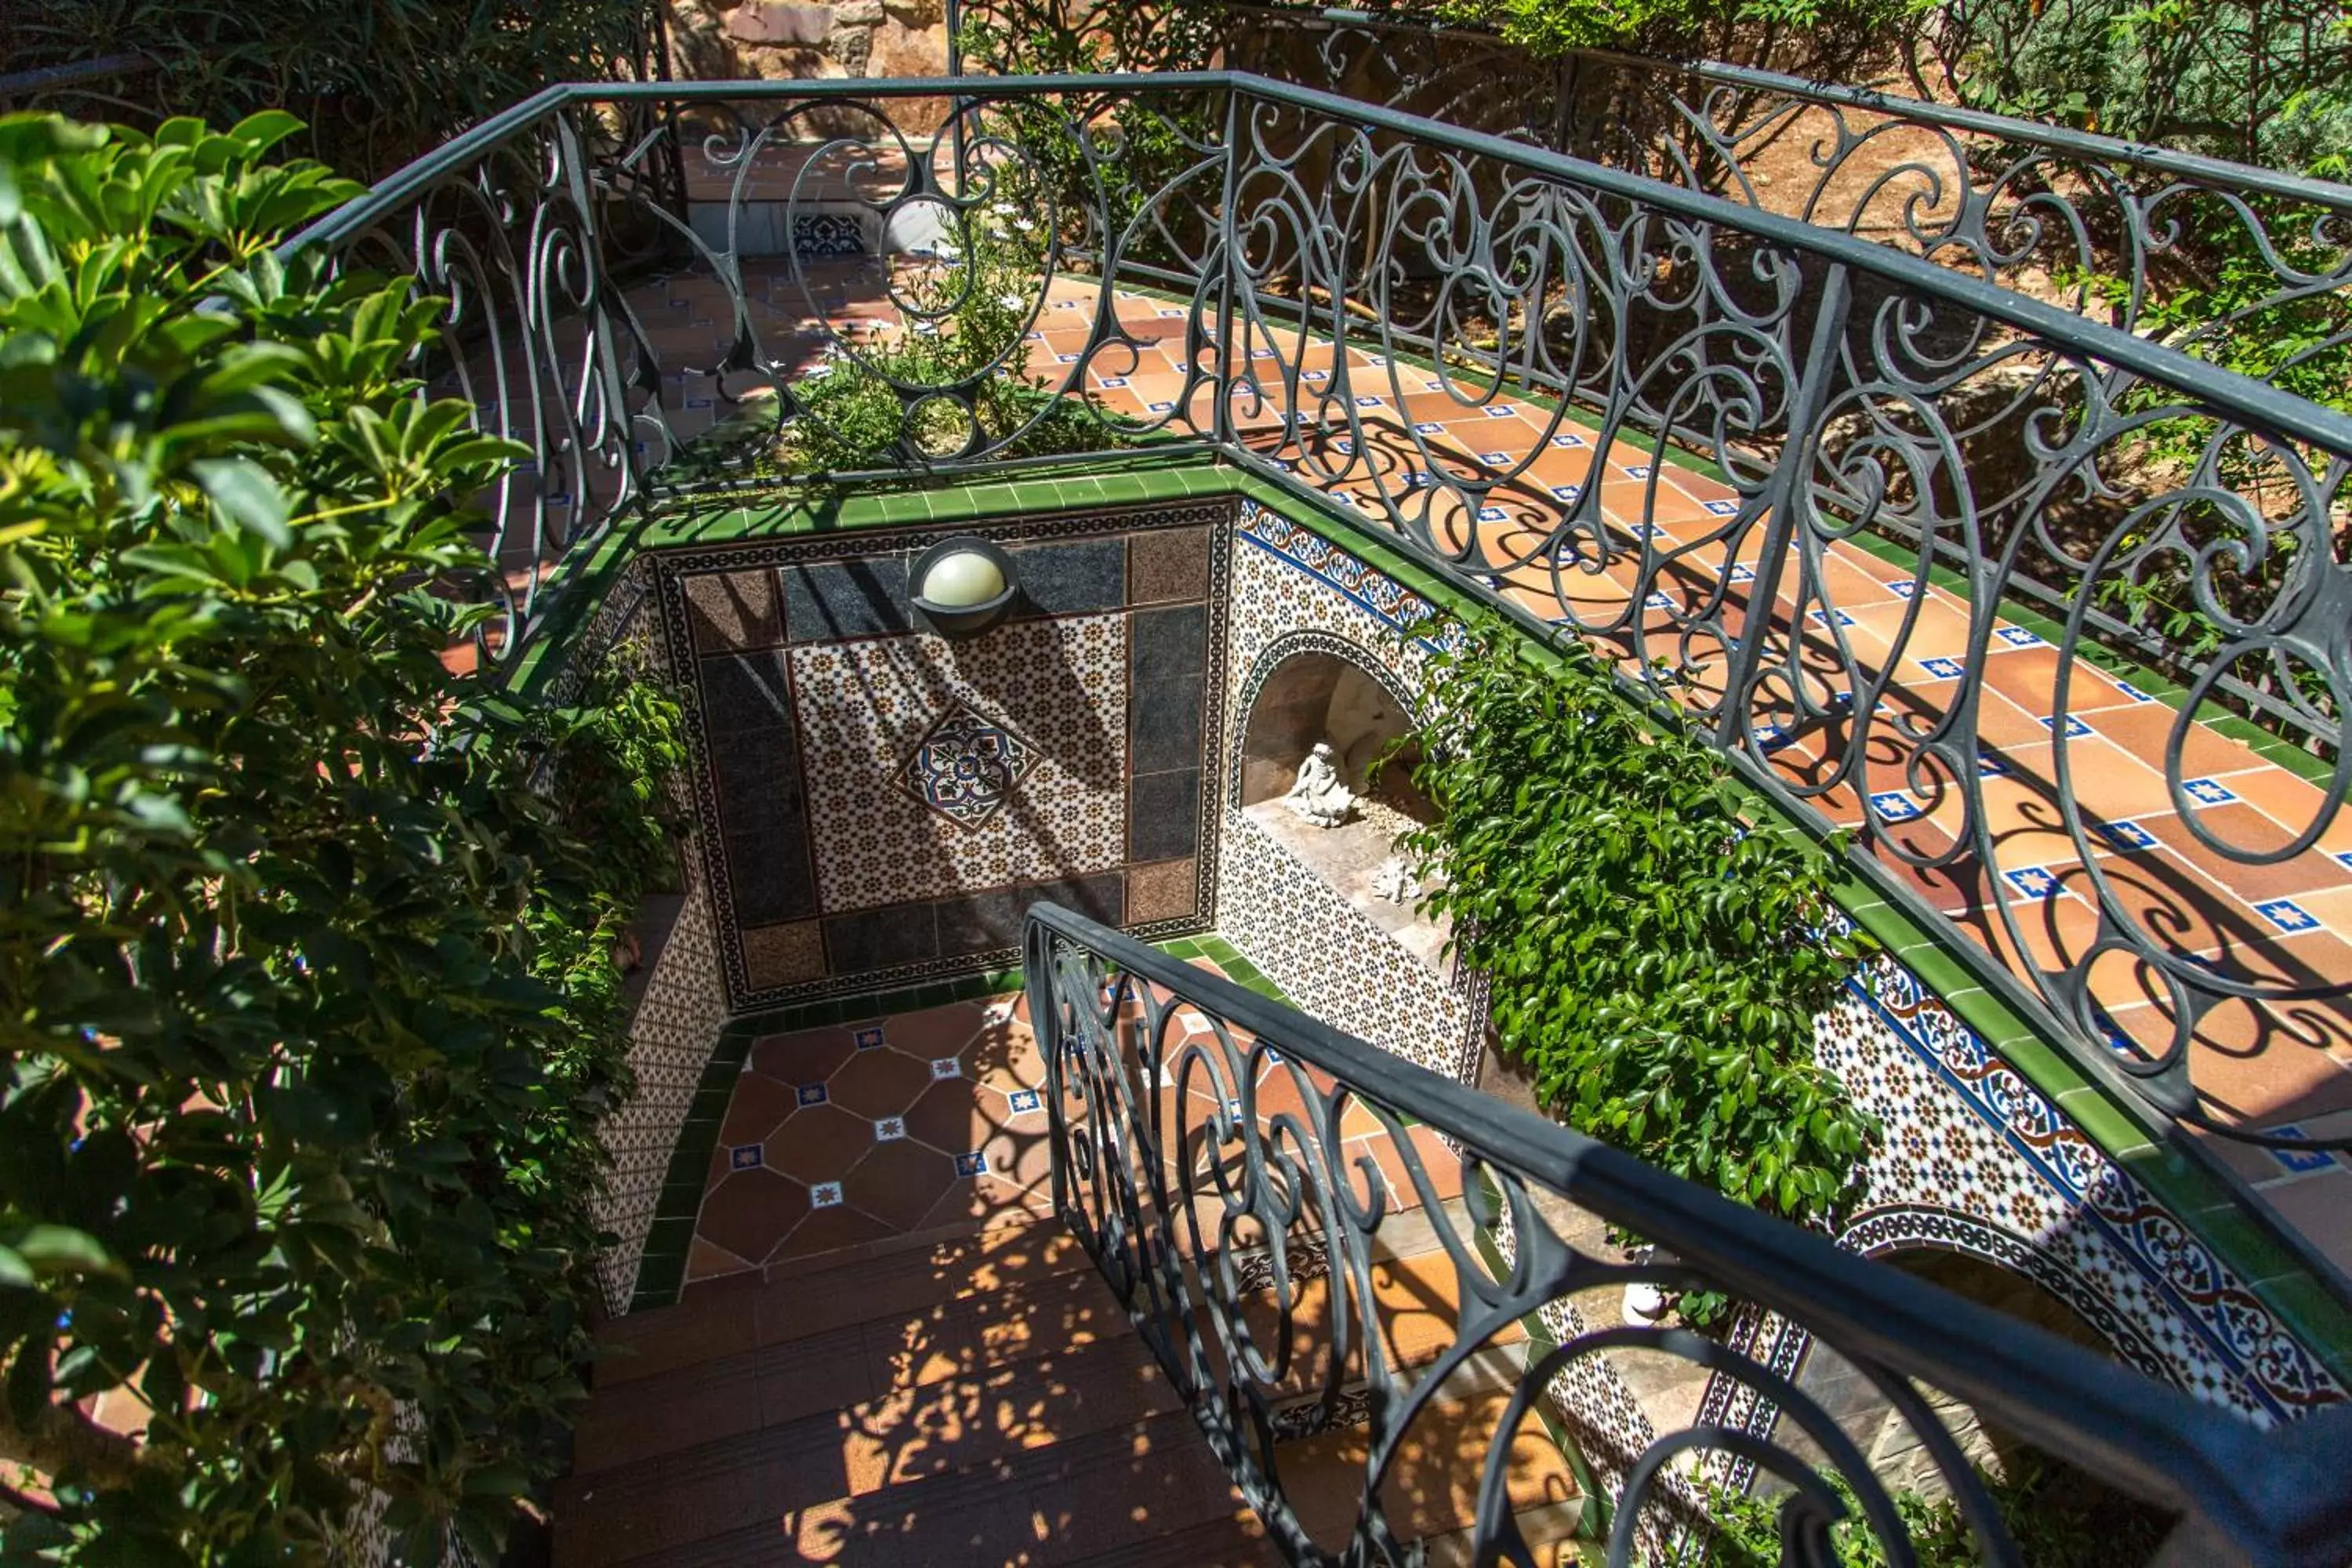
xmin=1396 ymin=615 xmax=1877 ymax=1234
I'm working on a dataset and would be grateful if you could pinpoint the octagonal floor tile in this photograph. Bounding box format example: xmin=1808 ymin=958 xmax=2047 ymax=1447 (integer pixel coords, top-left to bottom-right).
xmin=902 ymin=1077 xmax=993 ymax=1156
xmin=846 ymin=1138 xmax=959 ymax=1230
xmin=882 ymin=1000 xmax=985 ymax=1062
xmin=717 ymin=1069 xmax=795 ymax=1146
xmin=765 ymin=1102 xmax=875 ymax=1185
xmin=750 ymin=1025 xmax=857 ymax=1087
xmin=696 ymin=1167 xmax=809 ymax=1266
xmin=829 ymin=1043 xmax=938 ymax=1117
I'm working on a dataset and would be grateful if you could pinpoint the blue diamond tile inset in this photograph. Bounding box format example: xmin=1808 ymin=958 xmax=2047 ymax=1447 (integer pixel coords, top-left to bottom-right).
xmin=729 ymin=1145 xmax=764 ymax=1171
xmin=1920 ymin=656 xmax=1965 ymax=679
xmin=1476 ymin=506 xmax=1508 ymax=521
xmin=853 ymin=1025 xmax=886 ymax=1051
xmin=1354 ymin=394 xmax=1383 ymax=408
xmin=2336 ymin=851 xmax=2352 ymax=874
xmin=1413 ymin=420 xmax=1443 ymax=434
xmin=874 ymin=1116 xmax=907 ymax=1142
xmin=900 ymin=702 xmax=1041 ymax=829
xmin=2264 ymin=1129 xmax=2338 ymax=1173
xmin=1994 ymin=626 xmax=2046 ymax=648
xmin=955 ymin=1151 xmax=989 ymax=1178
xmin=2040 ymin=714 xmax=2094 ymax=739
xmin=2183 ymin=778 xmax=2238 ymax=806
xmin=1623 ymin=463 xmax=1654 ymax=478
xmin=1007 ymin=1088 xmax=1043 ymax=1115
xmin=811 ymin=1181 xmax=844 ymax=1208
xmin=796 ymin=1083 xmax=829 ymax=1107
xmin=1149 ymin=400 xmax=1174 ymax=413
xmin=1551 ymin=485 xmax=1582 ymax=502
xmin=1479 ymin=451 xmax=1512 ymax=464
xmin=1889 ymin=581 xmax=1918 ymax=598
xmin=1551 ymin=432 xmax=1588 ymax=448
xmin=1702 ymin=499 xmax=1739 ymax=516
xmin=2116 ymin=681 xmax=2155 ymax=702
xmin=2254 ymin=898 xmax=2321 ymax=934
xmin=1728 ymin=564 xmax=1755 ymax=583
xmin=1978 ymin=754 xmax=2011 ymax=777
xmin=1487 ymin=405 xmax=1518 ymax=417
xmin=930 ymin=1057 xmax=962 ymax=1080
xmin=1870 ymin=792 xmax=1925 ymax=822
xmin=2096 ymin=820 xmax=2159 ymax=853
xmin=2004 ymin=866 xmax=2062 ymax=901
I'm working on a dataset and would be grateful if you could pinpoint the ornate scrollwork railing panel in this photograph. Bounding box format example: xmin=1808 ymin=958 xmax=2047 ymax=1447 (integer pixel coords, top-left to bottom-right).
xmin=1025 ymin=903 xmax=2352 ymax=1567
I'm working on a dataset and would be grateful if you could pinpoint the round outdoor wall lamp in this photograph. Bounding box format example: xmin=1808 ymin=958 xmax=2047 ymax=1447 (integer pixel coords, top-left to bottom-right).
xmin=909 ymin=535 xmax=1019 ymax=637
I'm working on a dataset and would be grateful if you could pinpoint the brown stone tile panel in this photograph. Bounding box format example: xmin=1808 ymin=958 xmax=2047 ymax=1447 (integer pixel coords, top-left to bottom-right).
xmin=741 ymin=919 xmax=826 ymax=989
xmin=1127 ymin=857 xmax=1201 ymax=924
xmin=684 ymin=567 xmax=782 ymax=653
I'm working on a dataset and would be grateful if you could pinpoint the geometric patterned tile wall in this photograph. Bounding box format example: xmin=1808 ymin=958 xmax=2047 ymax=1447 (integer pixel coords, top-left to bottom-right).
xmin=654 ymin=499 xmax=1232 ymax=1009
xmin=590 ymin=870 xmax=729 ymax=1315
xmin=1221 ymin=495 xmax=2347 ymax=1457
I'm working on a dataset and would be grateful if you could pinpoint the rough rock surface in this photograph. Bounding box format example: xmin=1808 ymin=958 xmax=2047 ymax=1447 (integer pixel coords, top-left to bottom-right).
xmin=670 ymin=0 xmax=956 ymax=133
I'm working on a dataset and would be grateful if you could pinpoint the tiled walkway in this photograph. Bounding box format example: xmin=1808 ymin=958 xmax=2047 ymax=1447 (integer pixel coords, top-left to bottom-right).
xmin=628 ymin=247 xmax=2352 ymax=1276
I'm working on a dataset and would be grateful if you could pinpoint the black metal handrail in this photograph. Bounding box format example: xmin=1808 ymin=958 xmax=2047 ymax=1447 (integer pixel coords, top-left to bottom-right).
xmin=277 ymin=71 xmax=2352 ymax=1181
xmin=1023 ymin=902 xmax=2352 ymax=1566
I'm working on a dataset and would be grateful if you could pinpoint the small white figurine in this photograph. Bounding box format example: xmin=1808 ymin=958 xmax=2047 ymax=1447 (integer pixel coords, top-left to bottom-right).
xmin=1282 ymin=742 xmax=1357 ymax=828
xmin=1372 ymin=857 xmax=1417 ymax=904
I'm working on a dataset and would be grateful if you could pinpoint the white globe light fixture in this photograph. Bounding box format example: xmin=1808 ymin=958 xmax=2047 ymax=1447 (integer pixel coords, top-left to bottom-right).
xmin=909 ymin=534 xmax=1018 ymax=637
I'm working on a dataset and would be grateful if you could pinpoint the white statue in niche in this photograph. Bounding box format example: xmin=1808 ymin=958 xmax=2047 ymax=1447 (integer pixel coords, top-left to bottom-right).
xmin=1282 ymin=741 xmax=1357 ymax=828
xmin=1372 ymin=857 xmax=1417 ymax=904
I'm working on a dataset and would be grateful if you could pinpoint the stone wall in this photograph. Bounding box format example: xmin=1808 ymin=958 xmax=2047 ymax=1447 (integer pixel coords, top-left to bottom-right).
xmin=668 ymin=0 xmax=954 ymax=133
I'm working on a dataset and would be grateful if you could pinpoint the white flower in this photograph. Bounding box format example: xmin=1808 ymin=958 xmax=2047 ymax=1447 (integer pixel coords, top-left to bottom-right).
xmin=998 ymin=292 xmax=1025 ymax=310
xmin=1013 ymin=217 xmax=1036 ymax=232
xmin=992 ymin=200 xmax=1017 ymax=216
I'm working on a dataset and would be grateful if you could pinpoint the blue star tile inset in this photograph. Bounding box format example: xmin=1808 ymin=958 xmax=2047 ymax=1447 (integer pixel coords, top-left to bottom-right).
xmin=810 ymin=1181 xmax=844 ymax=1208
xmin=1551 ymin=485 xmax=1582 ymax=502
xmin=1413 ymin=420 xmax=1443 ymax=434
xmin=1870 ymin=791 xmax=1925 ymax=822
xmin=729 ymin=1145 xmax=764 ymax=1171
xmin=2004 ymin=866 xmax=2061 ymax=901
xmin=1994 ymin=626 xmax=2047 ymax=648
xmin=2183 ymin=778 xmax=2238 ymax=806
xmin=1702 ymin=499 xmax=1739 ymax=516
xmin=1551 ymin=432 xmax=1588 ymax=448
xmin=1007 ymin=1088 xmax=1043 ymax=1115
xmin=2096 ymin=820 xmax=2159 ymax=853
xmin=2040 ymin=714 xmax=2094 ymax=739
xmin=1479 ymin=451 xmax=1512 ymax=465
xmin=899 ymin=701 xmax=1041 ymax=829
xmin=796 ymin=1083 xmax=829 ymax=1107
xmin=1919 ymin=656 xmax=1965 ymax=680
xmin=2264 ymin=1129 xmax=2337 ymax=1173
xmin=955 ymin=1151 xmax=989 ymax=1178
xmin=2254 ymin=898 xmax=2321 ymax=934
xmin=854 ymin=1025 xmax=886 ymax=1050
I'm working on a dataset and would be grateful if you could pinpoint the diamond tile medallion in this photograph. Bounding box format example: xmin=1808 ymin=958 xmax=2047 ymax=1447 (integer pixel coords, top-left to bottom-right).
xmin=899 ymin=700 xmax=1040 ymax=827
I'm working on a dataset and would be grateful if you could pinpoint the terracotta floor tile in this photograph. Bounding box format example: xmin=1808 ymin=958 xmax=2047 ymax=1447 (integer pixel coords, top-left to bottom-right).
xmin=848 ymin=1138 xmax=960 ymax=1230
xmin=768 ymin=1102 xmax=880 ymax=1185
xmin=750 ymin=1025 xmax=858 ymax=1087
xmin=718 ymin=1069 xmax=796 ymax=1147
xmin=829 ymin=1044 xmax=938 ymax=1118
xmin=686 ymin=1234 xmax=757 ymax=1283
xmin=697 ymin=1167 xmax=809 ymax=1268
xmin=887 ymin=1001 xmax=987 ymax=1061
xmin=770 ymin=1202 xmax=896 ymax=1263
xmin=2143 ymin=804 xmax=2349 ymax=903
xmin=905 ymin=1076 xmax=994 ymax=1155
xmin=2081 ymin=700 xmax=2268 ymax=784
xmin=2248 ymin=1168 xmax=2352 ymax=1272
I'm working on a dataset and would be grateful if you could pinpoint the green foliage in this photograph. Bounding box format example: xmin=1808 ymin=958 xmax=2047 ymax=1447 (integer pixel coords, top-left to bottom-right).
xmin=1928 ymin=0 xmax=2352 ymax=173
xmin=1397 ymin=617 xmax=1876 ymax=1238
xmin=0 ymin=0 xmax=657 ymax=178
xmin=773 ymin=179 xmax=1140 ymax=477
xmin=0 ymin=112 xmax=684 ymax=1563
xmin=1703 ymin=1456 xmax=2170 ymax=1566
xmin=1432 ymin=0 xmax=1906 ymax=65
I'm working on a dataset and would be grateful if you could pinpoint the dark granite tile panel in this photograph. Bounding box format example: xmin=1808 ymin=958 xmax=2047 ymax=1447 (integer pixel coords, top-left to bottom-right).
xmin=783 ymin=557 xmax=910 ymax=643
xmin=823 ymin=902 xmax=941 ymax=972
xmin=1131 ymin=673 xmax=1204 ymax=776
xmin=685 ymin=568 xmax=783 ymax=653
xmin=1130 ymin=603 xmax=1207 ymax=686
xmin=699 ymin=650 xmax=794 ymax=733
xmin=724 ymin=826 xmax=819 ymax=925
xmin=709 ymin=724 xmax=804 ymax=829
xmin=1127 ymin=526 xmax=1210 ymax=604
xmin=936 ymin=873 xmax=1125 ymax=956
xmin=1007 ymin=538 xmax=1126 ymax=619
xmin=1127 ymin=768 xmax=1202 ymax=862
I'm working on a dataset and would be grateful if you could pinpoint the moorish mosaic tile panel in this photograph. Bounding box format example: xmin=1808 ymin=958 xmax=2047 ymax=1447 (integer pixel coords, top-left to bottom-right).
xmin=655 ymin=499 xmax=1233 ymax=1008
xmin=1221 ymin=495 xmax=2348 ymax=1525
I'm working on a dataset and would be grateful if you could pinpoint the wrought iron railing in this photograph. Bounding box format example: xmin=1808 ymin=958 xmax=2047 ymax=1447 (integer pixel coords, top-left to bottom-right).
xmin=1024 ymin=902 xmax=2352 ymax=1566
xmin=281 ymin=73 xmax=2352 ymax=1175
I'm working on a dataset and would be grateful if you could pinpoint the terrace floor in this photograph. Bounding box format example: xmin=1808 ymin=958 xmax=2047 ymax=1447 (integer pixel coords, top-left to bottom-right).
xmin=579 ymin=244 xmax=2352 ymax=1278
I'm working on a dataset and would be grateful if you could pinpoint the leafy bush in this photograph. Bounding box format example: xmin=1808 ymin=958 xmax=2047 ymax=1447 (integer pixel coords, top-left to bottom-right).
xmin=1396 ymin=617 xmax=1876 ymax=1237
xmin=1431 ymin=0 xmax=1907 ymax=71
xmin=0 ymin=0 xmax=657 ymax=178
xmin=1704 ymin=1455 xmax=2170 ymax=1566
xmin=0 ymin=112 xmax=683 ymax=1563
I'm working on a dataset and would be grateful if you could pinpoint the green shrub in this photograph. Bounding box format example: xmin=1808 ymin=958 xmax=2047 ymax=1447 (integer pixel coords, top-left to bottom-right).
xmin=0 ymin=112 xmax=683 ymax=1563
xmin=0 ymin=0 xmax=657 ymax=178
xmin=1396 ymin=617 xmax=1877 ymax=1243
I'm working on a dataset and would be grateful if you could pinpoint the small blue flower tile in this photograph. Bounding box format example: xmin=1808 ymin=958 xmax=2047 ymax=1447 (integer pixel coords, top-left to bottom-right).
xmin=1623 ymin=463 xmax=1654 ymax=478
xmin=2040 ymin=715 xmax=2094 ymax=739
xmin=1551 ymin=432 xmax=1588 ymax=448
xmin=1096 ymin=376 xmax=1128 ymax=388
xmin=1977 ymin=754 xmax=2011 ymax=777
xmin=1728 ymin=564 xmax=1755 ymax=583
xmin=1994 ymin=626 xmax=2046 ymax=648
xmin=1919 ymin=657 xmax=1965 ymax=680
xmin=854 ymin=1025 xmax=886 ymax=1050
xmin=796 ymin=1083 xmax=829 ymax=1107
xmin=1702 ymin=499 xmax=1739 ymax=516
xmin=1413 ymin=420 xmax=1443 ymax=434
xmin=1354 ymin=394 xmax=1383 ymax=408
xmin=1870 ymin=791 xmax=1925 ymax=822
xmin=2254 ymin=898 xmax=2321 ymax=934
xmin=729 ymin=1145 xmax=764 ymax=1171
xmin=873 ymin=1116 xmax=907 ymax=1142
xmin=930 ymin=1058 xmax=961 ymax=1080
xmin=1551 ymin=485 xmax=1582 ymax=502
xmin=955 ymin=1152 xmax=989 ymax=1178
xmin=810 ymin=1181 xmax=844 ymax=1208
xmin=1007 ymin=1089 xmax=1043 ymax=1115
xmin=1479 ymin=450 xmax=1511 ymax=464
xmin=2004 ymin=866 xmax=2061 ymax=901
xmin=1149 ymin=401 xmax=1174 ymax=413
xmin=2115 ymin=681 xmax=2155 ymax=702
xmin=2183 ymin=778 xmax=2238 ymax=806
xmin=1486 ymin=405 xmax=1519 ymax=417
xmin=1054 ymin=352 xmax=1080 ymax=364
xmin=2263 ymin=1129 xmax=2337 ymax=1173
xmin=1476 ymin=506 xmax=1508 ymax=521
xmin=2096 ymin=820 xmax=2159 ymax=853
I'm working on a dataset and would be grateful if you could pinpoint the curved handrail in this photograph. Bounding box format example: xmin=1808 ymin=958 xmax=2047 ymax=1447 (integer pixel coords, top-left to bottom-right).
xmin=1024 ymin=901 xmax=2352 ymax=1564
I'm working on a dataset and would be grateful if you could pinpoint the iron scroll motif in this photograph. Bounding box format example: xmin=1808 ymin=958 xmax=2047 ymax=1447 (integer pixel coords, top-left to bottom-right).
xmin=284 ymin=73 xmax=2352 ymax=1157
xmin=1022 ymin=902 xmax=2352 ymax=1567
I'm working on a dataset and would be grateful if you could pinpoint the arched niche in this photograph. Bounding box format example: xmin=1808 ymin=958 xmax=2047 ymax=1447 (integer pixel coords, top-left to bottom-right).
xmin=1231 ymin=633 xmax=1443 ymax=967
